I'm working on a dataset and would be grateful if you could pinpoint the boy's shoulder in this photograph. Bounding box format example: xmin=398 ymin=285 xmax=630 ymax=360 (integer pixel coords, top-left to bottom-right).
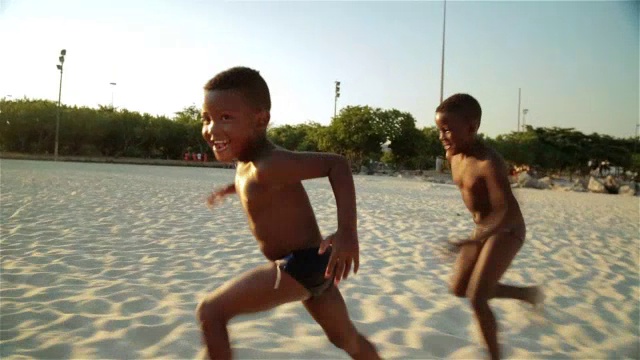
xmin=477 ymin=147 xmax=509 ymax=178
xmin=257 ymin=146 xmax=331 ymax=167
xmin=460 ymin=145 xmax=507 ymax=177
xmin=254 ymin=146 xmax=290 ymax=168
xmin=251 ymin=146 xmax=303 ymax=183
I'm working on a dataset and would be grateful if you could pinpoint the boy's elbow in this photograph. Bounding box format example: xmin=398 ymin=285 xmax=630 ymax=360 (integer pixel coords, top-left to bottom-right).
xmin=326 ymin=154 xmax=351 ymax=178
xmin=333 ymin=154 xmax=351 ymax=173
xmin=336 ymin=153 xmax=349 ymax=166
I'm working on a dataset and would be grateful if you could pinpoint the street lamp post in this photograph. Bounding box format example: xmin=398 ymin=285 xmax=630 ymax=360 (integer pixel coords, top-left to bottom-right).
xmin=635 ymin=123 xmax=639 ymax=154
xmin=334 ymin=81 xmax=341 ymax=118
xmin=54 ymin=49 xmax=66 ymax=161
xmin=517 ymin=88 xmax=521 ymax=132
xmin=110 ymin=82 xmax=117 ymax=109
xmin=439 ymin=0 xmax=447 ymax=104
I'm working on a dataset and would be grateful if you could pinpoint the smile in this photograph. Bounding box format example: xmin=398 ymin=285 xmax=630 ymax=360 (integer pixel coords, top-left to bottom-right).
xmin=213 ymin=140 xmax=229 ymax=152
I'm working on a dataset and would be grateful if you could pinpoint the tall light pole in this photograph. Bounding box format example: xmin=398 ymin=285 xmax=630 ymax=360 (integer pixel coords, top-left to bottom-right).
xmin=522 ymin=108 xmax=529 ymax=131
xmin=517 ymin=88 xmax=521 ymax=132
xmin=334 ymin=80 xmax=341 ymax=118
xmin=439 ymin=0 xmax=447 ymax=104
xmin=635 ymin=123 xmax=639 ymax=154
xmin=110 ymin=82 xmax=117 ymax=109
xmin=54 ymin=49 xmax=66 ymax=161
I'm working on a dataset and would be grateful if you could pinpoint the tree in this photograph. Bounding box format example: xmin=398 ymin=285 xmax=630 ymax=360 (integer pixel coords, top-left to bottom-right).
xmin=385 ymin=109 xmax=422 ymax=169
xmin=492 ymin=129 xmax=538 ymax=167
xmin=414 ymin=126 xmax=445 ymax=170
xmin=174 ymin=104 xmax=202 ymax=124
xmin=320 ymin=106 xmax=388 ymax=169
xmin=0 ymin=98 xmax=213 ymax=160
xmin=1 ymin=97 xmax=635 ymax=176
xmin=175 ymin=105 xmax=208 ymax=156
xmin=267 ymin=122 xmax=323 ymax=152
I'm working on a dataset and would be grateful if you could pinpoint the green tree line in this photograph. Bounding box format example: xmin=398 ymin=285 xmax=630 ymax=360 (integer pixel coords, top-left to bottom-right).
xmin=0 ymin=98 xmax=207 ymax=159
xmin=1 ymin=98 xmax=638 ymax=176
xmin=269 ymin=105 xmax=639 ymax=176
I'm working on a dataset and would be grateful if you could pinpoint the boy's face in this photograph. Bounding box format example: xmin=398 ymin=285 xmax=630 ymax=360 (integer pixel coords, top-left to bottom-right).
xmin=435 ymin=111 xmax=477 ymax=158
xmin=201 ymin=89 xmax=269 ymax=162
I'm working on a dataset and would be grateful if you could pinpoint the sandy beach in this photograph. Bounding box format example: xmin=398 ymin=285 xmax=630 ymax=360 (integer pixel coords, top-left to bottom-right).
xmin=1 ymin=159 xmax=638 ymax=359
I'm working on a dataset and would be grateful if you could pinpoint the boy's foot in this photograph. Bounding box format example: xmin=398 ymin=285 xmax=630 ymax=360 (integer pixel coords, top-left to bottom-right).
xmin=528 ymin=286 xmax=545 ymax=309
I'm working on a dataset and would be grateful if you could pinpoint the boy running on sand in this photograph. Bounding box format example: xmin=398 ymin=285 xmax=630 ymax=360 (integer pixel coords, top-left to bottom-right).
xmin=196 ymin=66 xmax=380 ymax=360
xmin=435 ymin=93 xmax=543 ymax=360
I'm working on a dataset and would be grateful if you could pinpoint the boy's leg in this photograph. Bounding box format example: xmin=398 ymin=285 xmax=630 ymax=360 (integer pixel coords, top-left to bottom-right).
xmin=450 ymin=241 xmax=482 ymax=297
xmin=494 ymin=282 xmax=541 ymax=304
xmin=196 ymin=262 xmax=311 ymax=360
xmin=464 ymin=232 xmax=539 ymax=360
xmin=303 ymin=285 xmax=381 ymax=360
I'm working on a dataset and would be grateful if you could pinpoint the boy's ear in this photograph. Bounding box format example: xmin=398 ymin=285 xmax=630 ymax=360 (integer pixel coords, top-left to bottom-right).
xmin=470 ymin=118 xmax=480 ymax=133
xmin=255 ymin=110 xmax=270 ymax=130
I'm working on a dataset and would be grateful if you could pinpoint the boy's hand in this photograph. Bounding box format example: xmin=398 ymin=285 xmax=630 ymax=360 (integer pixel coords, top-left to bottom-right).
xmin=447 ymin=237 xmax=470 ymax=252
xmin=206 ymin=190 xmax=225 ymax=209
xmin=206 ymin=184 xmax=236 ymax=209
xmin=319 ymin=228 xmax=360 ymax=285
xmin=447 ymin=237 xmax=479 ymax=250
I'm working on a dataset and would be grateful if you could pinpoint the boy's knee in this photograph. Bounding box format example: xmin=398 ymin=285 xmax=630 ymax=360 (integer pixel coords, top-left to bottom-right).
xmin=196 ymin=296 xmax=229 ymax=325
xmin=449 ymin=280 xmax=467 ymax=298
xmin=466 ymin=288 xmax=490 ymax=308
xmin=328 ymin=330 xmax=360 ymax=354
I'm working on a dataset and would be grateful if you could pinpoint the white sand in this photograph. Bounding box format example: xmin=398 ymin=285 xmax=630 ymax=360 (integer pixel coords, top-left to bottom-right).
xmin=1 ymin=159 xmax=638 ymax=359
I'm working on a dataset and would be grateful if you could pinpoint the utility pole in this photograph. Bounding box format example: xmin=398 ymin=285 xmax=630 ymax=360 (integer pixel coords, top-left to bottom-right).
xmin=635 ymin=123 xmax=639 ymax=154
xmin=110 ymin=82 xmax=117 ymax=109
xmin=334 ymin=80 xmax=340 ymax=118
xmin=439 ymin=0 xmax=447 ymax=104
xmin=517 ymin=88 xmax=521 ymax=132
xmin=54 ymin=49 xmax=67 ymax=161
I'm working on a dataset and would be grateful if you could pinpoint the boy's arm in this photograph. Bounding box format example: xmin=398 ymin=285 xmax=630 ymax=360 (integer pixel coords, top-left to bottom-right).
xmin=470 ymin=160 xmax=510 ymax=243
xmin=220 ymin=183 xmax=236 ymax=196
xmin=206 ymin=183 xmax=236 ymax=208
xmin=257 ymin=149 xmax=359 ymax=282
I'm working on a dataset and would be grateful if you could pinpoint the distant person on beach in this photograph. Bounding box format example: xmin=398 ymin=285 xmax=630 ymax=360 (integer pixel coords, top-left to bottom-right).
xmin=435 ymin=94 xmax=543 ymax=360
xmin=196 ymin=66 xmax=380 ymax=360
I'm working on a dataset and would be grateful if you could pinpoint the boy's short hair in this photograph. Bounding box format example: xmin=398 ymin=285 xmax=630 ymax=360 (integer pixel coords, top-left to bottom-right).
xmin=436 ymin=93 xmax=482 ymax=127
xmin=204 ymin=67 xmax=271 ymax=111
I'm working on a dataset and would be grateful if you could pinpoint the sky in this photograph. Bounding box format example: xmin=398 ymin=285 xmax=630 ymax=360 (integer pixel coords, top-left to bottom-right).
xmin=0 ymin=0 xmax=638 ymax=138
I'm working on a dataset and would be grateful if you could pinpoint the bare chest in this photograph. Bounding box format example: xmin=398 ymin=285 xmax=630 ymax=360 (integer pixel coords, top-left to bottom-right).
xmin=235 ymin=166 xmax=270 ymax=213
xmin=451 ymin=157 xmax=476 ymax=189
xmin=451 ymin=158 xmax=488 ymax=211
xmin=237 ymin=170 xmax=293 ymax=219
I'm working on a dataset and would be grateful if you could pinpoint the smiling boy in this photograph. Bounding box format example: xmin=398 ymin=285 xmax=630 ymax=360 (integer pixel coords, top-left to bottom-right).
xmin=435 ymin=93 xmax=543 ymax=360
xmin=196 ymin=66 xmax=380 ymax=360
